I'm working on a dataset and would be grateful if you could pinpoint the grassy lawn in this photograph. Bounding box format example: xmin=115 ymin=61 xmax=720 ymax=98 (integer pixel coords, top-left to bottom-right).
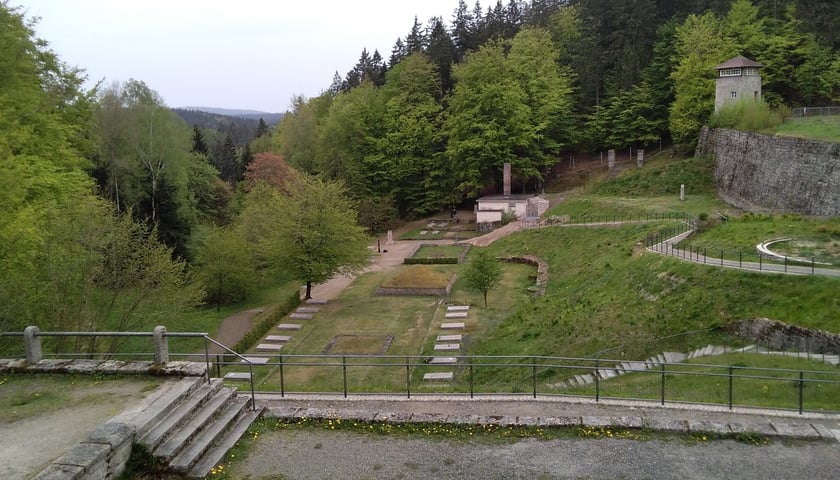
xmin=563 ymin=352 xmax=840 ymax=411
xmin=769 ymin=116 xmax=840 ymax=142
xmin=412 ymin=244 xmax=469 ymax=259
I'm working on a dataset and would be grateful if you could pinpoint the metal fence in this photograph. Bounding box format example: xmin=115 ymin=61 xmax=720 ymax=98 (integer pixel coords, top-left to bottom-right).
xmin=788 ymin=106 xmax=840 ymax=118
xmin=3 ymin=329 xmax=839 ymax=415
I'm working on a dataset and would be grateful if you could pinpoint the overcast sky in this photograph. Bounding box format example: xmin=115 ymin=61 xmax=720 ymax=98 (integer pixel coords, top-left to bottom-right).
xmin=17 ymin=0 xmax=460 ymax=112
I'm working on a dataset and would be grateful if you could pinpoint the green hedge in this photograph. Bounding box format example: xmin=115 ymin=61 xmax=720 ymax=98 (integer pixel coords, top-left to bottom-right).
xmin=404 ymin=257 xmax=459 ymax=265
xmin=232 ymin=291 xmax=301 ymax=353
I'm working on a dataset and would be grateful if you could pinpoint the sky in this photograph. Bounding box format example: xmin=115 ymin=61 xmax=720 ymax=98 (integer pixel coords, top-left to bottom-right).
xmin=17 ymin=0 xmax=461 ymax=113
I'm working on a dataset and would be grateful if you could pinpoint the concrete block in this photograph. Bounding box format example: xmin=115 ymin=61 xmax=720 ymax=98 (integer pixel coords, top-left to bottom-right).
xmin=87 ymin=422 xmax=134 ymax=450
xmin=306 ymin=298 xmax=328 ymax=304
xmin=611 ymin=417 xmax=644 ymax=429
xmin=538 ymin=416 xmax=580 ymax=427
xmin=240 ymin=356 xmax=270 ymax=364
xmin=33 ymin=464 xmax=85 ymax=480
xmin=769 ymin=422 xmax=821 ymax=440
xmin=445 ymin=311 xmax=468 ymax=319
xmin=440 ymin=322 xmax=465 ymax=330
xmin=647 ymin=418 xmax=689 ymax=433
xmin=447 ymin=305 xmax=470 ymax=311
xmin=277 ymin=323 xmax=302 ymax=330
xmin=265 ymin=335 xmax=291 ymax=342
xmin=663 ymin=352 xmax=686 ymax=363
xmin=296 ymin=307 xmax=320 ymax=313
xmin=224 ymin=372 xmax=252 ymax=380
xmin=688 ymin=420 xmax=730 ymax=435
xmin=429 ymin=357 xmax=457 ymax=364
xmin=423 ymin=372 xmax=454 ymax=381
xmin=581 ymin=416 xmax=613 ymax=427
xmin=434 ymin=344 xmax=460 ymax=351
xmin=436 ymin=334 xmax=463 ymax=342
xmin=256 ymin=343 xmax=284 ymax=351
xmin=290 ymin=312 xmax=313 ymax=320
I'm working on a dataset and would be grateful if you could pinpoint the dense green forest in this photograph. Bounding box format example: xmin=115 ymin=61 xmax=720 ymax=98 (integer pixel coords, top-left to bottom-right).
xmin=1 ymin=0 xmax=839 ymax=340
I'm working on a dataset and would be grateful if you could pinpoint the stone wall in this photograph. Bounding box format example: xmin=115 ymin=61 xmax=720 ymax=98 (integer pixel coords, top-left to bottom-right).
xmin=374 ymin=274 xmax=457 ymax=297
xmin=725 ymin=318 xmax=840 ymax=354
xmin=696 ymin=127 xmax=840 ymax=216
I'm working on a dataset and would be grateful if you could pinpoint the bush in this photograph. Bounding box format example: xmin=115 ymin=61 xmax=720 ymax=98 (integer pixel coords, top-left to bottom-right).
xmin=709 ymin=100 xmax=785 ymax=132
xmin=232 ymin=291 xmax=300 ymax=353
xmin=404 ymin=257 xmax=458 ymax=265
xmin=501 ymin=210 xmax=517 ymax=226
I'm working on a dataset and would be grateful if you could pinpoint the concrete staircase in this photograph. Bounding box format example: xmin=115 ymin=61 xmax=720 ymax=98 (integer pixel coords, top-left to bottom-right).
xmin=132 ymin=376 xmax=262 ymax=479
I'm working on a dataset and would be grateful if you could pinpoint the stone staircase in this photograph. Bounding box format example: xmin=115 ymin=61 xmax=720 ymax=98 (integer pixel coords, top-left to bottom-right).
xmin=130 ymin=376 xmax=262 ymax=479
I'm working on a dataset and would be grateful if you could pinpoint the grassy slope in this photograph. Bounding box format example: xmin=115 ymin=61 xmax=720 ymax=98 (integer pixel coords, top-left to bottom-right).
xmin=471 ymin=154 xmax=840 ymax=376
xmin=768 ymin=116 xmax=840 ymax=142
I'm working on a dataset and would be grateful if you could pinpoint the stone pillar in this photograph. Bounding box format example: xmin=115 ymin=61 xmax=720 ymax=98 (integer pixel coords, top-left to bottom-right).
xmin=153 ymin=326 xmax=169 ymax=365
xmin=680 ymin=184 xmax=685 ymax=201
xmin=386 ymin=230 xmax=394 ymax=245
xmin=607 ymin=150 xmax=615 ymax=169
xmin=503 ymin=162 xmax=511 ymax=196
xmin=637 ymin=149 xmax=645 ymax=167
xmin=24 ymin=326 xmax=42 ymax=364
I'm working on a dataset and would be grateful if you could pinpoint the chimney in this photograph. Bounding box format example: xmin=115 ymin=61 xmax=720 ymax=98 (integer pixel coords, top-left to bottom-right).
xmin=503 ymin=163 xmax=511 ymax=197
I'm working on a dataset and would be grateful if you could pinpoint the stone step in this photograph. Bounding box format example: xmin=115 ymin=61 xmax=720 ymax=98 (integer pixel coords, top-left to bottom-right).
xmin=169 ymin=395 xmax=251 ymax=474
xmin=579 ymin=374 xmax=594 ymax=384
xmin=423 ymin=372 xmax=454 ymax=381
xmin=223 ymin=372 xmax=251 ymax=381
xmin=598 ymin=368 xmax=617 ymax=380
xmin=295 ymin=307 xmax=320 ymax=313
xmin=429 ymin=357 xmax=458 ymax=365
xmin=663 ymin=352 xmax=686 ymax=363
xmin=436 ymin=334 xmax=463 ymax=342
xmin=138 ymin=379 xmax=224 ymax=449
xmin=710 ymin=346 xmax=726 ymax=356
xmin=256 ymin=343 xmax=283 ymax=352
xmin=445 ymin=311 xmax=469 ymax=319
xmin=277 ymin=323 xmax=302 ymax=331
xmin=239 ymin=356 xmax=270 ymax=364
xmin=624 ymin=361 xmax=647 ymax=372
xmin=440 ymin=322 xmax=465 ymax=330
xmin=306 ymin=298 xmax=328 ymax=305
xmin=447 ymin=305 xmax=470 ymax=312
xmin=126 ymin=377 xmax=206 ymax=440
xmin=434 ymin=343 xmax=460 ymax=351
xmin=264 ymin=335 xmax=291 ymax=343
xmin=289 ymin=312 xmax=313 ymax=320
xmin=154 ymin=388 xmax=237 ymax=461
xmin=187 ymin=405 xmax=262 ymax=479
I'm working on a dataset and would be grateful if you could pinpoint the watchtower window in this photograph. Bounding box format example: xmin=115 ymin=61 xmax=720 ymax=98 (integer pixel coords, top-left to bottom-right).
xmin=743 ymin=67 xmax=759 ymax=76
xmin=720 ymin=68 xmax=741 ymax=77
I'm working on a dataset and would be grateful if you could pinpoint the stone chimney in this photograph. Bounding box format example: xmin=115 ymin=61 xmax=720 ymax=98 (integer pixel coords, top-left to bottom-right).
xmin=503 ymin=163 xmax=511 ymax=197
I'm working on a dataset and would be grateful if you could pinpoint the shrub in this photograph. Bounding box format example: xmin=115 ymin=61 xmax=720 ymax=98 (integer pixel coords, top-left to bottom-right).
xmin=501 ymin=210 xmax=517 ymax=226
xmin=404 ymin=257 xmax=458 ymax=265
xmin=232 ymin=291 xmax=300 ymax=353
xmin=709 ymin=100 xmax=785 ymax=132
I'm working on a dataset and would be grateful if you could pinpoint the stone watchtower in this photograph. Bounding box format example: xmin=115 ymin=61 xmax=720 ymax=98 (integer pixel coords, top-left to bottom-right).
xmin=714 ymin=55 xmax=763 ymax=112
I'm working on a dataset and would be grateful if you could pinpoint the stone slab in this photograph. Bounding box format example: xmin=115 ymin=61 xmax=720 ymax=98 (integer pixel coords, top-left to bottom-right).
xmin=769 ymin=422 xmax=821 ymax=439
xmin=646 ymin=418 xmax=689 ymax=433
xmin=727 ymin=422 xmax=776 ymax=437
xmin=581 ymin=416 xmax=613 ymax=427
xmin=296 ymin=307 xmax=320 ymax=313
xmin=419 ymin=231 xmax=428 ymax=235
xmin=306 ymin=298 xmax=328 ymax=305
xmin=240 ymin=356 xmax=270 ymax=364
xmin=434 ymin=344 xmax=460 ymax=351
xmin=224 ymin=372 xmax=252 ymax=380
xmin=436 ymin=334 xmax=463 ymax=342
xmin=256 ymin=343 xmax=284 ymax=351
xmin=423 ymin=372 xmax=454 ymax=381
xmin=277 ymin=323 xmax=302 ymax=331
xmin=290 ymin=312 xmax=313 ymax=320
xmin=445 ymin=311 xmax=469 ymax=319
xmin=447 ymin=305 xmax=470 ymax=311
xmin=688 ymin=420 xmax=730 ymax=434
xmin=440 ymin=322 xmax=465 ymax=330
xmin=265 ymin=335 xmax=291 ymax=342
xmin=429 ymin=357 xmax=458 ymax=364
xmin=538 ymin=416 xmax=581 ymax=427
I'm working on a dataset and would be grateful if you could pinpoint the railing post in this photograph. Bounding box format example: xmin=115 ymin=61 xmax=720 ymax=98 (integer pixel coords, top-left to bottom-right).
xmin=406 ymin=356 xmax=411 ymax=399
xmin=203 ymin=338 xmax=211 ymax=383
xmin=728 ymin=366 xmax=734 ymax=410
xmin=812 ymin=258 xmax=815 ymax=275
xmin=248 ymin=363 xmax=256 ymax=411
xmin=721 ymin=250 xmax=724 ymax=266
xmin=24 ymin=326 xmax=42 ymax=364
xmin=660 ymin=363 xmax=666 ymax=406
xmin=342 ymin=355 xmax=348 ymax=398
xmin=594 ymin=360 xmax=600 ymax=402
xmin=469 ymin=361 xmax=474 ymax=399
xmin=216 ymin=354 xmax=221 ymax=379
xmin=279 ymin=355 xmax=285 ymax=398
xmin=532 ymin=357 xmax=537 ymax=399
xmin=153 ymin=326 xmax=168 ymax=365
xmin=798 ymin=371 xmax=804 ymax=414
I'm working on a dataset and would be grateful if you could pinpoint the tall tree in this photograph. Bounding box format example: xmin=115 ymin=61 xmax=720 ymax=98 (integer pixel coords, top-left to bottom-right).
xmin=464 ymin=249 xmax=502 ymax=307
xmin=426 ymin=16 xmax=456 ymax=94
xmin=242 ymin=177 xmax=370 ymax=300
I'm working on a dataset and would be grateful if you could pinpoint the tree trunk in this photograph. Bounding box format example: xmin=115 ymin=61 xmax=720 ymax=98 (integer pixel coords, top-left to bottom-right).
xmin=305 ymin=280 xmax=312 ymax=300
xmin=483 ymin=290 xmax=488 ymax=308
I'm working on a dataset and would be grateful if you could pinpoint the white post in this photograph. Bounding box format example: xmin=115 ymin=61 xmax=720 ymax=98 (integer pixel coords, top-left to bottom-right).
xmin=680 ymin=184 xmax=685 ymax=201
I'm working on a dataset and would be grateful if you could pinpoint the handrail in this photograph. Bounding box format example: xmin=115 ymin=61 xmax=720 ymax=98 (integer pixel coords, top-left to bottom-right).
xmin=201 ymin=335 xmax=256 ymax=411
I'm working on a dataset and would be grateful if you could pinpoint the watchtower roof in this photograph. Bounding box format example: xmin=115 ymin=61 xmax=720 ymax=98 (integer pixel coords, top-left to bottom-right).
xmin=715 ymin=55 xmax=763 ymax=70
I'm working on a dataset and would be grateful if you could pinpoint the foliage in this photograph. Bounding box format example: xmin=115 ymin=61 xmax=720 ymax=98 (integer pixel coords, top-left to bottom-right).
xmin=708 ymin=99 xmax=785 ymax=131
xmin=244 ymin=152 xmax=297 ymax=193
xmin=231 ymin=291 xmax=300 ymax=353
xmin=240 ymin=176 xmax=370 ymax=299
xmin=403 ymin=257 xmax=459 ymax=265
xmin=464 ymin=249 xmax=503 ymax=307
xmin=193 ymin=225 xmax=259 ymax=308
xmin=592 ymin=155 xmax=716 ymax=197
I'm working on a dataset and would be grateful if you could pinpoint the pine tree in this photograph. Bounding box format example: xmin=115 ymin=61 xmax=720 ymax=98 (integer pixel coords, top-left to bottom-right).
xmin=405 ymin=16 xmax=427 ymax=53
xmin=426 ymin=17 xmax=456 ymax=94
xmin=255 ymin=118 xmax=269 ymax=138
xmin=191 ymin=125 xmax=208 ymax=154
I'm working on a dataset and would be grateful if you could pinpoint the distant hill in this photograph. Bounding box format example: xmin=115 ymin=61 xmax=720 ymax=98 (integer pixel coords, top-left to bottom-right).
xmin=172 ymin=108 xmax=261 ymax=147
xmin=179 ymin=106 xmax=285 ymax=125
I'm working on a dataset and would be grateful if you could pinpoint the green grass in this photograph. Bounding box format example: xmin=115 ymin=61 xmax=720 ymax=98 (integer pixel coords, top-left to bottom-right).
xmin=591 ymin=155 xmax=717 ymax=197
xmin=412 ymin=244 xmax=468 ymax=259
xmin=0 ymin=374 xmax=162 ymax=422
xmin=769 ymin=116 xmax=840 ymax=142
xmin=565 ymin=352 xmax=840 ymax=412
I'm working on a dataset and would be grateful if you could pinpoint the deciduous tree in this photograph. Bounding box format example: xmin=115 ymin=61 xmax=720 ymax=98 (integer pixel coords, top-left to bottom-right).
xmin=464 ymin=249 xmax=502 ymax=307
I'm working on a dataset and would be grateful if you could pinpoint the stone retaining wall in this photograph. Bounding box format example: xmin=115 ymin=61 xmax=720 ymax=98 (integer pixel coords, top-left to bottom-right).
xmin=36 ymin=422 xmax=135 ymax=480
xmin=375 ymin=274 xmax=457 ymax=297
xmin=499 ymin=255 xmax=548 ymax=296
xmin=696 ymin=127 xmax=840 ymax=216
xmin=725 ymin=318 xmax=840 ymax=354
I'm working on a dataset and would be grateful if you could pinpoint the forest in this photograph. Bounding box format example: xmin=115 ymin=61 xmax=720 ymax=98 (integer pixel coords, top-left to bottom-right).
xmin=1 ymin=0 xmax=839 ymax=340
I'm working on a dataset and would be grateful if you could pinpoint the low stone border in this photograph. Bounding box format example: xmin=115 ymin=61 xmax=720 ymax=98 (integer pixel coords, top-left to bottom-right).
xmin=0 ymin=358 xmax=206 ymax=376
xmin=264 ymin=406 xmax=837 ymax=442
xmin=499 ymin=255 xmax=548 ymax=296
xmin=375 ymin=274 xmax=457 ymax=297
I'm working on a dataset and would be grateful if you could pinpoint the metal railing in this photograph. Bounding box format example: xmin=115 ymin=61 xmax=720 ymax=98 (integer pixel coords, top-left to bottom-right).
xmin=788 ymin=106 xmax=840 ymax=118
xmin=0 ymin=327 xmax=257 ymax=410
xmin=3 ymin=329 xmax=839 ymax=414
